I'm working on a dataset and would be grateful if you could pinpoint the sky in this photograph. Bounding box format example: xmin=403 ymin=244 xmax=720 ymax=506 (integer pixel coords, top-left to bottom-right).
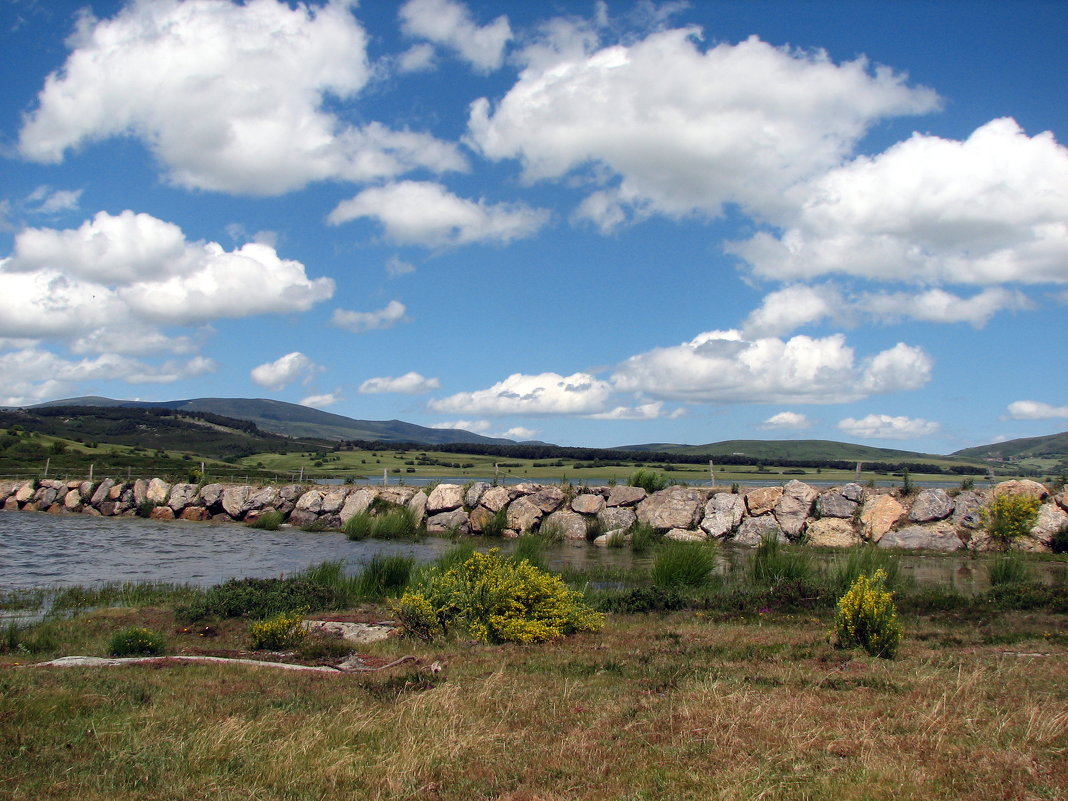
xmin=0 ymin=0 xmax=1066 ymax=453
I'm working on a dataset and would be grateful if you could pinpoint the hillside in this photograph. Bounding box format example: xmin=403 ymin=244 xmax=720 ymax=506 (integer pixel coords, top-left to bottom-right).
xmin=953 ymin=431 xmax=1068 ymax=461
xmin=621 ymin=439 xmax=977 ymax=466
xmin=32 ymin=397 xmax=514 ymax=445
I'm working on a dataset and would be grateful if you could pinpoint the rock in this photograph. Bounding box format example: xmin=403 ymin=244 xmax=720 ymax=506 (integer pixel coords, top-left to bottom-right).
xmin=339 ymin=489 xmax=376 ymax=523
xmin=733 ymin=516 xmax=786 ymax=546
xmin=33 ymin=486 xmax=59 ymax=507
xmin=427 ymin=483 xmax=465 ymax=513
xmin=745 ymin=486 xmax=782 ymax=516
xmin=150 ymin=505 xmax=175 ymax=520
xmin=468 ymin=506 xmax=494 ymax=534
xmin=180 ymin=507 xmax=210 ymax=521
xmin=992 ymin=479 xmax=1049 ymax=501
xmin=1058 ymin=492 xmax=1067 ymax=513
xmin=637 ymin=486 xmax=706 ymax=531
xmin=543 ymin=510 xmax=588 ymax=540
xmin=294 ymin=490 xmax=324 ymax=514
xmin=132 ymin=478 xmax=150 ymax=506
xmin=664 ymin=528 xmax=707 ymax=542
xmin=571 ymin=493 xmax=605 ymax=515
xmin=598 ymin=506 xmax=636 ymax=533
xmin=507 ymin=497 xmax=543 ymax=534
xmin=606 ymin=485 xmax=647 ymax=507
xmin=78 ymin=481 xmax=93 ymax=499
xmin=593 ymin=530 xmax=628 ymax=547
xmin=878 ymin=524 xmax=962 ymax=551
xmin=221 ymin=485 xmax=251 ymax=518
xmin=480 ymin=486 xmax=512 ymax=513
xmin=378 ymin=487 xmax=418 ymax=507
xmin=773 ymin=482 xmax=816 ymax=539
xmin=908 ymin=488 xmax=954 ymax=522
xmin=700 ymin=493 xmax=746 ymax=537
xmin=427 ymin=508 xmax=469 ymax=535
xmin=63 ymin=489 xmax=82 ymax=511
xmin=952 ymin=490 xmax=986 ymax=530
xmin=1030 ymin=503 xmax=1068 ymax=546
xmin=108 ymin=483 xmax=125 ymax=500
xmin=805 ymin=518 xmax=862 ymax=548
xmin=246 ymin=485 xmax=280 ymax=512
xmin=15 ymin=482 xmax=36 ymax=503
xmin=859 ymin=495 xmax=905 ymax=542
xmin=279 ymin=484 xmax=305 ymax=502
xmin=840 ymin=482 xmax=865 ymax=502
xmin=407 ymin=490 xmax=427 ymax=525
xmin=3 ymin=497 xmax=18 ymax=511
xmin=146 ymin=478 xmax=170 ymax=504
xmin=465 ymin=482 xmax=489 ymax=509
xmin=302 ymin=620 xmax=393 ymax=645
xmin=287 ymin=509 xmax=319 ymax=528
xmin=167 ymin=483 xmax=199 ymax=513
xmin=511 ymin=483 xmax=540 ymax=496
xmin=47 ymin=503 xmax=64 ymax=514
xmin=198 ymin=483 xmax=225 ymax=509
xmin=816 ymin=489 xmax=859 ymax=519
xmin=0 ymin=480 xmax=18 ymax=500
xmin=528 ymin=487 xmax=565 ymax=513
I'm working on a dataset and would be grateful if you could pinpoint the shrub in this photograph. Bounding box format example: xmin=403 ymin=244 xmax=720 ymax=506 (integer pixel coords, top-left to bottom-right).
xmin=247 ymin=511 xmax=284 ymax=530
xmin=628 ymin=468 xmax=668 ymax=494
xmin=980 ymin=494 xmax=1041 ymax=550
xmin=178 ymin=577 xmax=336 ymax=621
xmin=1049 ymin=524 xmax=1068 ymax=555
xmin=392 ymin=549 xmax=603 ymax=644
xmin=354 ymin=554 xmax=415 ymax=599
xmin=832 ymin=570 xmax=902 ymax=659
xmin=344 ymin=513 xmax=374 ymax=540
xmin=751 ymin=534 xmax=812 ymax=587
xmin=599 ymin=586 xmax=689 ymax=614
xmin=108 ymin=627 xmax=166 ymax=657
xmin=987 ymin=552 xmax=1033 ymax=587
xmin=652 ymin=541 xmax=716 ymax=589
xmin=249 ymin=609 xmax=307 ymax=651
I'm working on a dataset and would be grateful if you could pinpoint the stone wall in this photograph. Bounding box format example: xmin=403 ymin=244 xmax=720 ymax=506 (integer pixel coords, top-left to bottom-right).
xmin=1 ymin=476 xmax=1066 ymax=553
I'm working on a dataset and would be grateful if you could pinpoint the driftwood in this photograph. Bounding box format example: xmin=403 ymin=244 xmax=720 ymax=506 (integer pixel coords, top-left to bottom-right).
xmin=31 ymin=654 xmax=424 ymax=673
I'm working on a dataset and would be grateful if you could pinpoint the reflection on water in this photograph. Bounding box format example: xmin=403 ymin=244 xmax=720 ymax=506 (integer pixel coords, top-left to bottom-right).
xmin=0 ymin=510 xmax=1063 ymax=597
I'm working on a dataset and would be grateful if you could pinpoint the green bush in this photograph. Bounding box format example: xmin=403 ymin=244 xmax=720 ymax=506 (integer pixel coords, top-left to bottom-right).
xmin=628 ymin=468 xmax=668 ymax=493
xmin=249 ymin=609 xmax=307 ymax=651
xmin=247 ymin=511 xmax=284 ymax=530
xmin=599 ymin=586 xmax=689 ymax=614
xmin=178 ymin=577 xmax=336 ymax=621
xmin=980 ymin=494 xmax=1041 ymax=550
xmin=392 ymin=548 xmax=603 ymax=644
xmin=751 ymin=534 xmax=812 ymax=586
xmin=108 ymin=627 xmax=166 ymax=657
xmin=832 ymin=570 xmax=902 ymax=659
xmin=1049 ymin=524 xmax=1068 ymax=555
xmin=652 ymin=540 xmax=716 ymax=589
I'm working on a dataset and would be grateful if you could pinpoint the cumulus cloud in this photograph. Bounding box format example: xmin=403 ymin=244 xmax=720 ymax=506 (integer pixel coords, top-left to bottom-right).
xmin=0 ymin=347 xmax=214 ymax=406
xmin=250 ymin=352 xmax=320 ymax=391
xmin=429 ymin=372 xmax=614 ymax=415
xmin=1005 ymin=400 xmax=1068 ymax=420
xmin=299 ymin=391 xmax=341 ymax=409
xmin=468 ymin=29 xmax=937 ymax=223
xmin=760 ymin=411 xmax=812 ymax=431
xmin=26 ymin=186 xmax=82 ymax=214
xmin=730 ymin=119 xmax=1068 ymax=285
xmin=501 ymin=426 xmax=536 ymax=440
xmin=588 ymin=402 xmax=682 ymax=420
xmin=0 ymin=210 xmax=334 ymax=346
xmin=742 ymin=284 xmax=1031 ymax=337
xmin=612 ymin=329 xmax=931 ymax=404
xmin=837 ymin=414 xmax=940 ymax=440
xmin=328 ymin=181 xmax=549 ymax=247
xmin=386 ymin=256 xmax=416 ymax=278
xmin=430 ymin=419 xmax=491 ymax=433
xmin=399 ymin=0 xmax=511 ymax=72
xmin=358 ymin=372 xmax=441 ymax=394
xmin=19 ymin=0 xmax=465 ymax=195
xmin=330 ymin=300 xmax=408 ymax=333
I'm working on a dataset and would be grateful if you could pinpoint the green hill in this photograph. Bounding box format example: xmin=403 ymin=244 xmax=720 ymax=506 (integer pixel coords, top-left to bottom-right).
xmin=621 ymin=439 xmax=978 ymax=467
xmin=953 ymin=431 xmax=1068 ymax=461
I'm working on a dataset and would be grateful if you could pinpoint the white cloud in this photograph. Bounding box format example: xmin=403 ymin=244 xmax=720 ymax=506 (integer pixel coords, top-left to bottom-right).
xmin=299 ymin=391 xmax=341 ymax=409
xmin=328 ymin=181 xmax=549 ymax=247
xmin=397 ymin=43 xmax=436 ymax=73
xmin=0 ymin=347 xmax=214 ymax=406
xmin=760 ymin=411 xmax=812 ymax=431
xmin=588 ymin=401 xmax=681 ymax=420
xmin=0 ymin=210 xmax=334 ymax=345
xmin=501 ymin=426 xmax=537 ymax=440
xmin=386 ymin=256 xmax=416 ymax=278
xmin=358 ymin=372 xmax=440 ymax=394
xmin=730 ymin=119 xmax=1068 ymax=285
xmin=1005 ymin=400 xmax=1068 ymax=421
xmin=612 ymin=329 xmax=931 ymax=404
xmin=26 ymin=186 xmax=82 ymax=214
xmin=743 ymin=284 xmax=1031 ymax=337
xmin=429 ymin=372 xmax=614 ymax=415
xmin=19 ymin=0 xmax=465 ymax=195
xmin=330 ymin=300 xmax=408 ymax=333
xmin=430 ymin=419 xmax=491 ymax=432
xmin=468 ymin=29 xmax=937 ymax=223
xmin=837 ymin=414 xmax=940 ymax=440
xmin=250 ymin=352 xmax=320 ymax=391
xmin=399 ymin=0 xmax=511 ymax=72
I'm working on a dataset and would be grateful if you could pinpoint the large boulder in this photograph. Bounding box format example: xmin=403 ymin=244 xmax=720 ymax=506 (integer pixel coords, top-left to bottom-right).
xmin=167 ymin=483 xmax=199 ymax=513
xmin=221 ymin=485 xmax=251 ymax=518
xmin=859 ymin=495 xmax=905 ymax=542
xmin=908 ymin=488 xmax=954 ymax=523
xmin=294 ymin=489 xmax=324 ymax=514
xmin=571 ymin=493 xmax=605 ymax=515
xmin=700 ymin=493 xmax=745 ymax=538
xmin=598 ymin=506 xmax=636 ymax=533
xmin=745 ymin=486 xmax=783 ymax=516
xmin=378 ymin=486 xmax=418 ymax=507
xmin=952 ymin=490 xmax=986 ymax=530
xmin=480 ymin=486 xmax=512 ymax=513
xmin=339 ymin=489 xmax=376 ymax=523
xmin=426 ymin=508 xmax=469 ymax=535
xmin=606 ymin=485 xmax=647 ymax=507
xmin=805 ymin=518 xmax=862 ymax=548
xmin=1030 ymin=503 xmax=1068 ymax=547
xmin=465 ymin=482 xmax=490 ymax=509
xmin=773 ymin=481 xmax=817 ymax=539
xmin=992 ymin=479 xmax=1048 ymax=501
xmin=198 ymin=483 xmax=225 ymax=510
xmin=63 ymin=489 xmax=83 ymax=511
xmin=246 ymin=485 xmax=280 ymax=513
xmin=543 ymin=510 xmax=588 ymax=541
xmin=528 ymin=487 xmax=566 ymax=513
xmin=146 ymin=478 xmax=170 ymax=504
xmin=637 ymin=486 xmax=706 ymax=531
xmin=816 ymin=488 xmax=859 ymax=519
xmin=426 ymin=483 xmax=465 ymax=513
xmin=15 ymin=481 xmax=36 ymax=503
xmin=878 ymin=524 xmax=962 ymax=551
xmin=507 ymin=497 xmax=543 ymax=533
xmin=733 ymin=516 xmax=786 ymax=546
xmin=132 ymin=478 xmax=150 ymax=506
xmin=90 ymin=478 xmax=116 ymax=506
xmin=407 ymin=490 xmax=427 ymax=525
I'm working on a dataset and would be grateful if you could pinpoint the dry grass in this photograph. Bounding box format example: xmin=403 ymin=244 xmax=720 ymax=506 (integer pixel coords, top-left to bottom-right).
xmin=2 ymin=609 xmax=1066 ymax=800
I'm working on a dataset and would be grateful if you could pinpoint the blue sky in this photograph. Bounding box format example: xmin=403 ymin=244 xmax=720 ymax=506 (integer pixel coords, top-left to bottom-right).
xmin=1 ymin=0 xmax=1065 ymax=452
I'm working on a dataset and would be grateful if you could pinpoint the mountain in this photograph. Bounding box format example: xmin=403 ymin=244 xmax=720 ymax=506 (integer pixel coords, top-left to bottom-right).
xmin=619 ymin=439 xmax=976 ymax=465
xmin=953 ymin=431 xmax=1068 ymax=461
xmin=31 ymin=397 xmax=516 ymax=445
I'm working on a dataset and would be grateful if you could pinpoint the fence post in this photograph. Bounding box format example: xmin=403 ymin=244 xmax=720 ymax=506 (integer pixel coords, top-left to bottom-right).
xmin=44 ymin=457 xmax=50 ymax=478
xmin=89 ymin=464 xmax=94 ymax=484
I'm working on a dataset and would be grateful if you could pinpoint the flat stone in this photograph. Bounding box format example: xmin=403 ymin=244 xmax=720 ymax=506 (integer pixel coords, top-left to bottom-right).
xmin=908 ymin=488 xmax=954 ymax=522
xmin=859 ymin=494 xmax=905 ymax=542
xmin=426 ymin=508 xmax=469 ymax=535
xmin=805 ymin=518 xmax=862 ymax=548
xmin=571 ymin=493 xmax=605 ymax=515
xmin=663 ymin=528 xmax=707 ymax=542
xmin=745 ymin=486 xmax=782 ymax=516
xmin=426 ymin=483 xmax=465 ymax=513
xmin=302 ymin=620 xmax=394 ymax=645
xmin=605 ymin=485 xmax=647 ymax=507
xmin=528 ymin=487 xmax=566 ymax=513
xmin=878 ymin=524 xmax=962 ymax=551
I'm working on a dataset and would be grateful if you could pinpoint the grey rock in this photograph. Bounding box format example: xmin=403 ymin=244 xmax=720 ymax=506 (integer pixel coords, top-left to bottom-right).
xmin=480 ymin=486 xmax=512 ymax=513
xmin=528 ymin=487 xmax=566 ymax=513
xmin=339 ymin=489 xmax=375 ymax=523
xmin=146 ymin=477 xmax=170 ymax=504
xmin=221 ymin=485 xmax=251 ymax=519
xmin=599 ymin=506 xmax=636 ymax=533
xmin=465 ymin=482 xmax=490 ymax=509
xmin=507 ymin=497 xmax=543 ymax=533
xmin=908 ymin=488 xmax=954 ymax=523
xmin=733 ymin=516 xmax=786 ymax=546
xmin=167 ymin=483 xmax=199 ymax=512
xmin=407 ymin=490 xmax=427 ymax=525
xmin=320 ymin=488 xmax=348 ymax=515
xmin=663 ymin=528 xmax=707 ymax=542
xmin=198 ymin=483 xmax=225 ymax=510
xmin=427 ymin=508 xmax=470 ymax=534
xmin=605 ymin=486 xmax=647 ymax=507
xmin=637 ymin=486 xmax=706 ymax=531
xmin=571 ymin=493 xmax=605 ymax=515
xmin=90 ymin=478 xmax=116 ymax=506
xmin=877 ymin=524 xmax=962 ymax=551
xmin=427 ymin=483 xmax=465 ymax=513
xmin=1030 ymin=503 xmax=1068 ymax=546
xmin=543 ymin=510 xmax=589 ymax=540
xmin=816 ymin=490 xmax=858 ymax=519
xmin=294 ymin=489 xmax=324 ymax=514
xmin=952 ymin=490 xmax=986 ymax=530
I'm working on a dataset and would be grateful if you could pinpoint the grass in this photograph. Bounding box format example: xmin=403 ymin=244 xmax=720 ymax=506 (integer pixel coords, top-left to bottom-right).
xmin=651 ymin=540 xmax=717 ymax=588
xmin=343 ymin=506 xmax=422 ymax=541
xmin=750 ymin=534 xmax=814 ymax=587
xmin=353 ymin=554 xmax=415 ymax=599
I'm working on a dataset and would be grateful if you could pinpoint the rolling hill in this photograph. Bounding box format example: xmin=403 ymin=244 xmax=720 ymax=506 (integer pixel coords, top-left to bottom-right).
xmin=619 ymin=439 xmax=976 ymax=465
xmin=953 ymin=431 xmax=1068 ymax=461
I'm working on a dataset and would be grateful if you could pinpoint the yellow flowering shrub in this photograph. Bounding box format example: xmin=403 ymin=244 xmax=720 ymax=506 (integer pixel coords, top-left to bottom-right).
xmin=392 ymin=549 xmax=603 ymax=644
xmin=980 ymin=494 xmax=1041 ymax=550
xmin=832 ymin=569 xmax=902 ymax=659
xmin=249 ymin=608 xmax=307 ymax=651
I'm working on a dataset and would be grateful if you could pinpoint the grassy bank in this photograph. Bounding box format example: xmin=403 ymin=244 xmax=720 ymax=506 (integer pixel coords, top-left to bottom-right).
xmin=2 ymin=547 xmax=1066 ymax=800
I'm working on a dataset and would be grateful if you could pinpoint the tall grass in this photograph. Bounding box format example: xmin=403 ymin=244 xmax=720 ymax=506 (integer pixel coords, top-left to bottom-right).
xmin=49 ymin=581 xmax=202 ymax=613
xmin=652 ymin=541 xmax=717 ymax=589
xmin=987 ymin=553 xmax=1033 ymax=587
xmin=354 ymin=554 xmax=415 ymax=599
xmin=512 ymin=535 xmax=549 ymax=571
xmin=343 ymin=506 xmax=421 ymax=541
xmin=750 ymin=534 xmax=812 ymax=587
xmin=827 ymin=546 xmax=902 ymax=597
xmin=628 ymin=522 xmax=658 ymax=554
xmin=246 ymin=511 xmax=285 ymax=530
xmin=481 ymin=508 xmax=509 ymax=538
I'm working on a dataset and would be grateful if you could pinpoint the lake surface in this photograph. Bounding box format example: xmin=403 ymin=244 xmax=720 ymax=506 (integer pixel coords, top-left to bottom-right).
xmin=1 ymin=509 xmax=1063 ymax=600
